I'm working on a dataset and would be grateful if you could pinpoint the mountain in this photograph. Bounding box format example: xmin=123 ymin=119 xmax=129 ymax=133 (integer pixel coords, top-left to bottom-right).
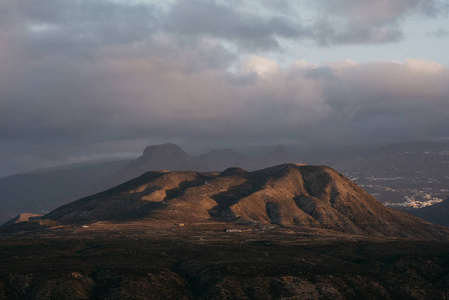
xmin=412 ymin=196 xmax=449 ymax=226
xmin=82 ymin=144 xmax=303 ymax=196
xmin=80 ymin=143 xmax=204 ymax=195
xmin=44 ymin=163 xmax=448 ymax=239
xmin=5 ymin=141 xmax=449 ymax=226
xmin=0 ymin=159 xmax=130 ymax=224
xmin=131 ymin=143 xmax=202 ymax=172
xmin=0 ymin=143 xmax=300 ymax=224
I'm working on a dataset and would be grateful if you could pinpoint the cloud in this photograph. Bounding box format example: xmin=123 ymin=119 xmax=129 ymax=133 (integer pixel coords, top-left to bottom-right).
xmin=314 ymin=0 xmax=448 ymax=45
xmin=332 ymin=25 xmax=403 ymax=45
xmin=163 ymin=0 xmax=304 ymax=51
xmin=2 ymin=0 xmax=159 ymax=59
xmin=2 ymin=49 xmax=448 ymax=146
xmin=1 ymin=0 xmax=449 ymax=175
xmin=322 ymin=0 xmax=447 ymax=25
xmin=427 ymin=28 xmax=449 ymax=38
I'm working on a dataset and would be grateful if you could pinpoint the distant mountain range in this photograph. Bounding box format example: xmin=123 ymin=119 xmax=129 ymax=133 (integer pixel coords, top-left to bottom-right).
xmin=0 ymin=143 xmax=299 ymax=224
xmin=44 ymin=163 xmax=449 ymax=239
xmin=2 ymin=141 xmax=449 ymax=227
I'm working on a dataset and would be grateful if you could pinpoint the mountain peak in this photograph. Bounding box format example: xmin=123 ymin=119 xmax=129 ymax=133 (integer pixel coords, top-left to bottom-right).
xmin=43 ymin=163 xmax=449 ymax=239
xmin=125 ymin=143 xmax=200 ymax=172
xmin=142 ymin=143 xmax=188 ymax=158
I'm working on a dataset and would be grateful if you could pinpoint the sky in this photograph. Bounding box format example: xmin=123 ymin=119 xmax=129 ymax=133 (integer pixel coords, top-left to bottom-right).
xmin=1 ymin=0 xmax=449 ymax=177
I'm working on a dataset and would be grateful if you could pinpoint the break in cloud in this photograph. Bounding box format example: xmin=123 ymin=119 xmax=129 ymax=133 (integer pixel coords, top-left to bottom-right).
xmin=1 ymin=0 xmax=448 ymax=176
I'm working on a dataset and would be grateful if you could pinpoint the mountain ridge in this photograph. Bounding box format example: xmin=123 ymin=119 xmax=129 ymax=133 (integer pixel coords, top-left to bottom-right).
xmin=43 ymin=163 xmax=449 ymax=239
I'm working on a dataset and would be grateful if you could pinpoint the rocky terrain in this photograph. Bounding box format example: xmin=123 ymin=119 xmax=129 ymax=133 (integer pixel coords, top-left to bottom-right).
xmin=4 ymin=141 xmax=449 ymax=227
xmin=1 ymin=223 xmax=449 ymax=300
xmin=2 ymin=162 xmax=449 ymax=299
xmin=44 ymin=163 xmax=448 ymax=239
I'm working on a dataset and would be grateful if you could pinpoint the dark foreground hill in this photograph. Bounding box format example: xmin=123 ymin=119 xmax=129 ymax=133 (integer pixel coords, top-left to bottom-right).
xmin=2 ymin=225 xmax=449 ymax=300
xmin=44 ymin=163 xmax=449 ymax=239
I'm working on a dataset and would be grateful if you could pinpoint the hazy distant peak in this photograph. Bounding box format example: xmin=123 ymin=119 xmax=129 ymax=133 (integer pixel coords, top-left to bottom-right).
xmin=142 ymin=143 xmax=187 ymax=157
xmin=135 ymin=143 xmax=191 ymax=165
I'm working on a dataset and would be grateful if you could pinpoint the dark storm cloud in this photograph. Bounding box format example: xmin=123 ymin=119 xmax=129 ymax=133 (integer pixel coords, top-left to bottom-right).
xmin=3 ymin=0 xmax=158 ymax=59
xmin=1 ymin=0 xmax=449 ymax=176
xmin=161 ymin=0 xmax=418 ymax=48
xmin=163 ymin=0 xmax=304 ymax=51
xmin=316 ymin=60 xmax=449 ymax=144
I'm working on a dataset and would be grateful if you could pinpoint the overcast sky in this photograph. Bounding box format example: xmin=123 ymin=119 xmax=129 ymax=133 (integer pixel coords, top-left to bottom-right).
xmin=1 ymin=0 xmax=449 ymax=177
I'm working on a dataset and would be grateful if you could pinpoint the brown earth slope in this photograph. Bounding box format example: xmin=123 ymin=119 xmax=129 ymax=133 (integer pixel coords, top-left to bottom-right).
xmin=44 ymin=164 xmax=449 ymax=239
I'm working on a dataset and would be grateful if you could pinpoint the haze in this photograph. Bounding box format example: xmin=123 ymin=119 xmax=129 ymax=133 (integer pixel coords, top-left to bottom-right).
xmin=1 ymin=0 xmax=449 ymax=177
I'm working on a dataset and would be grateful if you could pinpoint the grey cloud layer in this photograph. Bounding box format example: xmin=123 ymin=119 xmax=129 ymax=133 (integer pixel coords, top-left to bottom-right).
xmin=164 ymin=0 xmax=304 ymax=50
xmin=323 ymin=0 xmax=447 ymax=24
xmin=1 ymin=0 xmax=449 ymax=175
xmin=316 ymin=0 xmax=448 ymax=45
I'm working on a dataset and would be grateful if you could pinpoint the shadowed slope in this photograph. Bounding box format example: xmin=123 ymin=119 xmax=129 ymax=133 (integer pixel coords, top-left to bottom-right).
xmin=44 ymin=164 xmax=449 ymax=239
xmin=412 ymin=196 xmax=449 ymax=226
